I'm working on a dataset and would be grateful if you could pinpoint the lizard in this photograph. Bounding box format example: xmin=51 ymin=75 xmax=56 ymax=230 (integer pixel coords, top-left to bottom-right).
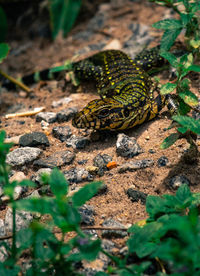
xmin=1 ymin=47 xmax=174 ymax=130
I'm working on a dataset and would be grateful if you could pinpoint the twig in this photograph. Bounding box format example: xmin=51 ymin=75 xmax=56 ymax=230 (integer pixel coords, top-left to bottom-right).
xmin=5 ymin=107 xmax=45 ymax=119
xmin=0 ymin=69 xmax=31 ymax=93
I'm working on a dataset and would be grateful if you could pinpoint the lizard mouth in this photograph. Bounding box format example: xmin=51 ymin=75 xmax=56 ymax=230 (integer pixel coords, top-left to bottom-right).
xmin=72 ymin=111 xmax=101 ymax=129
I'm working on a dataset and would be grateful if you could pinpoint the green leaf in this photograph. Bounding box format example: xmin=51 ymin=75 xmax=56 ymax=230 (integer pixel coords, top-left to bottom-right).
xmin=172 ymin=115 xmax=200 ymax=135
xmin=49 ymin=168 xmax=68 ymax=197
xmin=190 ymin=39 xmax=200 ymax=49
xmin=160 ymin=133 xmax=180 ymax=149
xmin=0 ymin=264 xmax=20 ymax=276
xmin=178 ymin=99 xmax=191 ymax=115
xmin=187 ymin=65 xmax=200 ymax=73
xmin=152 ymin=19 xmax=182 ymax=30
xmin=127 ymin=222 xmax=163 ymax=257
xmin=176 ymin=184 xmax=192 ymax=204
xmin=160 ymin=82 xmax=177 ymax=95
xmin=0 ymin=43 xmax=10 ymax=63
xmin=15 ymin=197 xmax=54 ymax=214
xmin=161 ymin=28 xmax=182 ymax=51
xmin=48 ymin=0 xmax=82 ymax=39
xmin=179 ymin=90 xmax=198 ymax=106
xmin=72 ymin=181 xmax=102 ymax=207
xmin=177 ymin=126 xmax=188 ymax=134
xmin=16 ymin=228 xmax=33 ymax=251
xmin=0 ymin=7 xmax=7 ymax=42
xmin=19 ymin=179 xmax=36 ymax=188
xmin=76 ymin=238 xmax=101 ymax=261
xmin=160 ymin=51 xmax=178 ymax=67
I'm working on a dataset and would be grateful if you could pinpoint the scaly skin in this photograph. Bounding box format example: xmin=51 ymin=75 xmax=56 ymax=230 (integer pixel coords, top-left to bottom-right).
xmin=72 ymin=49 xmax=166 ymax=130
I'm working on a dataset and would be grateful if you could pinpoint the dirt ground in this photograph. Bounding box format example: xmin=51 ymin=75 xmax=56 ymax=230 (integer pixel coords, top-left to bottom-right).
xmin=0 ymin=0 xmax=200 ymax=248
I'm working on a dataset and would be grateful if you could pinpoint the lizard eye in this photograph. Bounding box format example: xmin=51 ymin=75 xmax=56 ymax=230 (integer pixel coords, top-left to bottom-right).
xmin=124 ymin=107 xmax=130 ymax=117
xmin=97 ymin=108 xmax=110 ymax=118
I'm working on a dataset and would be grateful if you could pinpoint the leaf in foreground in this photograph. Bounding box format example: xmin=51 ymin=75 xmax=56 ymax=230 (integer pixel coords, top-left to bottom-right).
xmin=72 ymin=181 xmax=102 ymax=207
xmin=160 ymin=82 xmax=177 ymax=95
xmin=0 ymin=43 xmax=10 ymax=63
xmin=160 ymin=133 xmax=179 ymax=149
xmin=172 ymin=115 xmax=200 ymax=135
xmin=49 ymin=168 xmax=68 ymax=197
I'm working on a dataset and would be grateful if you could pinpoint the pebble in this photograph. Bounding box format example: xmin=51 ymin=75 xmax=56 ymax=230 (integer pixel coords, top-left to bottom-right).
xmin=77 ymin=159 xmax=88 ymax=165
xmin=36 ymin=112 xmax=57 ymax=123
xmin=0 ymin=219 xmax=6 ymax=237
xmin=66 ymin=135 xmax=90 ymax=149
xmin=27 ymin=190 xmax=41 ymax=198
xmin=5 ymin=135 xmax=22 ymax=145
xmin=118 ymin=159 xmax=154 ymax=173
xmin=52 ymin=126 xmax=72 ymax=142
xmin=51 ymin=97 xmax=72 ymax=108
xmin=116 ymin=133 xmax=142 ymax=158
xmin=126 ymin=188 xmax=147 ymax=204
xmin=102 ymin=218 xmax=127 ymax=238
xmin=19 ymin=132 xmax=49 ymax=148
xmin=56 ymin=107 xmax=78 ymax=122
xmin=5 ymin=208 xmax=33 ymax=232
xmin=31 ymin=168 xmax=52 ymax=185
xmin=93 ymin=154 xmax=112 ymax=176
xmin=9 ymin=171 xmax=26 ymax=182
xmin=33 ymin=150 xmax=75 ymax=168
xmin=0 ymin=219 xmax=7 ymax=262
xmin=86 ymin=166 xmax=99 ymax=175
xmin=149 ymin=149 xmax=156 ymax=154
xmin=168 ymin=175 xmax=191 ymax=190
xmin=79 ymin=205 xmax=95 ymax=226
xmin=6 ymin=147 xmax=42 ymax=166
xmin=157 ymin=156 xmax=169 ymax=167
xmin=64 ymin=168 xmax=93 ymax=184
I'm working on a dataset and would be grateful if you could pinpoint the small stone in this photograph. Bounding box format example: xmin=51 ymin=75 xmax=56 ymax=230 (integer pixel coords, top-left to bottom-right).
xmin=56 ymin=107 xmax=78 ymax=122
xmin=96 ymin=183 xmax=108 ymax=195
xmin=66 ymin=135 xmax=90 ymax=149
xmin=86 ymin=166 xmax=99 ymax=175
xmin=102 ymin=218 xmax=127 ymax=238
xmin=6 ymin=147 xmax=42 ymax=166
xmin=0 ymin=219 xmax=6 ymax=237
xmin=36 ymin=112 xmax=57 ymax=123
xmin=5 ymin=208 xmax=33 ymax=232
xmin=5 ymin=135 xmax=22 ymax=145
xmin=52 ymin=126 xmax=72 ymax=142
xmin=27 ymin=190 xmax=41 ymax=198
xmin=169 ymin=175 xmax=191 ymax=190
xmin=126 ymin=188 xmax=147 ymax=204
xmin=40 ymin=120 xmax=49 ymax=130
xmin=77 ymin=159 xmax=88 ymax=165
xmin=9 ymin=171 xmax=26 ymax=182
xmin=19 ymin=132 xmax=49 ymax=148
xmin=51 ymin=97 xmax=72 ymax=108
xmin=31 ymin=168 xmax=52 ymax=185
xmin=157 ymin=156 xmax=169 ymax=167
xmin=93 ymin=154 xmax=112 ymax=173
xmin=149 ymin=149 xmax=156 ymax=154
xmin=0 ymin=219 xmax=7 ymax=262
xmin=118 ymin=159 xmax=154 ymax=173
xmin=14 ymin=186 xmax=25 ymax=200
xmin=103 ymin=39 xmax=122 ymax=50
xmin=116 ymin=133 xmax=142 ymax=158
xmin=64 ymin=168 xmax=93 ymax=184
xmin=33 ymin=150 xmax=75 ymax=168
xmin=79 ymin=205 xmax=95 ymax=226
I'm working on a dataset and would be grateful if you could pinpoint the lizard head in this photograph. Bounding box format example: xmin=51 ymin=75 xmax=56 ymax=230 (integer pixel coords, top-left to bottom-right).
xmin=72 ymin=98 xmax=137 ymax=130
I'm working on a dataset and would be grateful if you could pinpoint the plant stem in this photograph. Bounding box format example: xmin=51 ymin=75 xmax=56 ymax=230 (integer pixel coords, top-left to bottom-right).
xmin=0 ymin=69 xmax=31 ymax=93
